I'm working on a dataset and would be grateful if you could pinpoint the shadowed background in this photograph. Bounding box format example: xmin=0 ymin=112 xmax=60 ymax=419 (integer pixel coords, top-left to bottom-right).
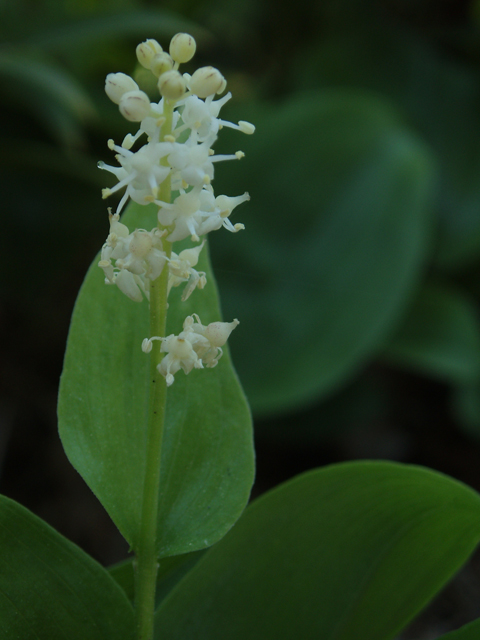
xmin=3 ymin=0 xmax=480 ymax=636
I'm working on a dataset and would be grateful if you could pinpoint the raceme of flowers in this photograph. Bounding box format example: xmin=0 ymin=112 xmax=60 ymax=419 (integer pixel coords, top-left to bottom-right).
xmin=98 ymin=33 xmax=254 ymax=385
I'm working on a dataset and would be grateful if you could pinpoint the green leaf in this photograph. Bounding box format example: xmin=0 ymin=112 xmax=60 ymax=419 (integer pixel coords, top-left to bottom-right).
xmin=437 ymin=617 xmax=480 ymax=639
xmin=383 ymin=281 xmax=480 ymax=383
xmin=294 ymin=23 xmax=480 ymax=269
xmin=58 ymin=202 xmax=254 ymax=558
xmin=155 ymin=462 xmax=480 ymax=640
xmin=213 ymin=90 xmax=435 ymax=415
xmin=109 ymin=550 xmax=205 ymax=608
xmin=452 ymin=382 xmax=480 ymax=439
xmin=23 ymin=10 xmax=210 ymax=53
xmin=0 ymin=52 xmax=96 ymax=147
xmin=0 ymin=494 xmax=133 ymax=640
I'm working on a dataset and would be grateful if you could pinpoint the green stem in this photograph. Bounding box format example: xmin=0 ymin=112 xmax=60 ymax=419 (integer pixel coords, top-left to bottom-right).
xmin=134 ymin=101 xmax=174 ymax=640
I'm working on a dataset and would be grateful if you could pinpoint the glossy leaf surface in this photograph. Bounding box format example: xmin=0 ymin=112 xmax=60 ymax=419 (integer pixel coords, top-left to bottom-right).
xmin=58 ymin=202 xmax=254 ymax=558
xmin=0 ymin=494 xmax=133 ymax=640
xmin=155 ymin=462 xmax=480 ymax=640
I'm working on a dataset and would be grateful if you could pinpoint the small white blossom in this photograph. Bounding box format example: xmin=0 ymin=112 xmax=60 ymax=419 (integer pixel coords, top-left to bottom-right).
xmin=98 ymin=213 xmax=167 ymax=302
xmin=168 ymin=241 xmax=207 ymax=300
xmin=156 ymin=186 xmax=248 ymax=242
xmin=99 ymin=139 xmax=173 ymax=214
xmin=167 ymin=132 xmax=242 ymax=188
xmin=143 ymin=314 xmax=239 ymax=385
xmin=176 ymin=93 xmax=254 ymax=142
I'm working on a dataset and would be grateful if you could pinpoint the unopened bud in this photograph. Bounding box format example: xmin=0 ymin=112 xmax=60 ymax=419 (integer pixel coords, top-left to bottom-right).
xmin=169 ymin=33 xmax=196 ymax=63
xmin=158 ymin=70 xmax=186 ymax=100
xmin=189 ymin=66 xmax=226 ymax=98
xmin=119 ymin=90 xmax=151 ymax=122
xmin=150 ymin=52 xmax=174 ymax=78
xmin=105 ymin=73 xmax=138 ymax=104
xmin=136 ymin=39 xmax=163 ymax=69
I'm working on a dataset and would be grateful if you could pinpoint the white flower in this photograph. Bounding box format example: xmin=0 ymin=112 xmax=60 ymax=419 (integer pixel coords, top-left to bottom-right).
xmin=196 ymin=190 xmax=250 ymax=236
xmin=142 ymin=314 xmax=239 ymax=385
xmin=184 ymin=315 xmax=239 ymax=367
xmin=168 ymin=241 xmax=207 ymax=300
xmin=99 ymin=139 xmax=173 ymax=215
xmin=98 ymin=214 xmax=167 ymax=302
xmin=176 ymin=93 xmax=253 ymax=142
xmin=167 ymin=132 xmax=242 ymax=188
xmin=156 ymin=186 xmax=249 ymax=242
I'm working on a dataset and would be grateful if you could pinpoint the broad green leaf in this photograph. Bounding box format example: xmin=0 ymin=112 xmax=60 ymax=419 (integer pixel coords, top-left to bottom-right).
xmin=0 ymin=494 xmax=133 ymax=640
xmin=294 ymin=22 xmax=480 ymax=269
xmin=383 ymin=281 xmax=480 ymax=383
xmin=155 ymin=462 xmax=480 ymax=640
xmin=213 ymin=90 xmax=435 ymax=415
xmin=109 ymin=550 xmax=205 ymax=608
xmin=438 ymin=617 xmax=480 ymax=639
xmin=58 ymin=202 xmax=254 ymax=558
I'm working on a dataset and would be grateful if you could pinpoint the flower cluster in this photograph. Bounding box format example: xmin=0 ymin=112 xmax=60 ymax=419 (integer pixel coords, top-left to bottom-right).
xmin=98 ymin=33 xmax=253 ymax=384
xmin=142 ymin=315 xmax=239 ymax=386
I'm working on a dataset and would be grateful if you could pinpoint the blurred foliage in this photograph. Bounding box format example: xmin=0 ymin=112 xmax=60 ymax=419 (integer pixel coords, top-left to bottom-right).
xmin=4 ymin=0 xmax=480 ymax=471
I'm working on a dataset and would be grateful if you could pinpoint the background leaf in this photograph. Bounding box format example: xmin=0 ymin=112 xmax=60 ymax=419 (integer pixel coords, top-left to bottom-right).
xmin=0 ymin=494 xmax=133 ymax=640
xmin=437 ymin=616 xmax=480 ymax=639
xmin=294 ymin=21 xmax=480 ymax=270
xmin=212 ymin=90 xmax=435 ymax=415
xmin=155 ymin=461 xmax=480 ymax=640
xmin=58 ymin=202 xmax=254 ymax=558
xmin=382 ymin=280 xmax=480 ymax=384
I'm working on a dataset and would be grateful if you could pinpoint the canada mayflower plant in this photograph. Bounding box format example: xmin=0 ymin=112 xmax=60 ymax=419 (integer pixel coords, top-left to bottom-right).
xmin=5 ymin=25 xmax=480 ymax=640
xmin=96 ymin=33 xmax=255 ymax=639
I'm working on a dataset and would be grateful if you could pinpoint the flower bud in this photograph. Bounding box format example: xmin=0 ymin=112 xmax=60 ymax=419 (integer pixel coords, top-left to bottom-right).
xmin=189 ymin=66 xmax=226 ymax=98
xmin=105 ymin=72 xmax=138 ymax=104
xmin=119 ymin=90 xmax=151 ymax=122
xmin=136 ymin=39 xmax=163 ymax=69
xmin=150 ymin=52 xmax=174 ymax=78
xmin=158 ymin=70 xmax=186 ymax=101
xmin=169 ymin=33 xmax=196 ymax=63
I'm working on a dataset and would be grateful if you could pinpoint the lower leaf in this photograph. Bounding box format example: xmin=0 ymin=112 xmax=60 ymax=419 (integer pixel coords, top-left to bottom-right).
xmin=155 ymin=461 xmax=480 ymax=640
xmin=0 ymin=494 xmax=133 ymax=640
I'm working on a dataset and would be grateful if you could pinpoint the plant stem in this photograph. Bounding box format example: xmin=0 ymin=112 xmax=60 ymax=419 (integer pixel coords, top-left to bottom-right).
xmin=134 ymin=102 xmax=174 ymax=640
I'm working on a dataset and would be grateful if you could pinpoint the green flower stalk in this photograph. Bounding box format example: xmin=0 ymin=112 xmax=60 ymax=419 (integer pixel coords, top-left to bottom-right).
xmin=97 ymin=32 xmax=255 ymax=640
